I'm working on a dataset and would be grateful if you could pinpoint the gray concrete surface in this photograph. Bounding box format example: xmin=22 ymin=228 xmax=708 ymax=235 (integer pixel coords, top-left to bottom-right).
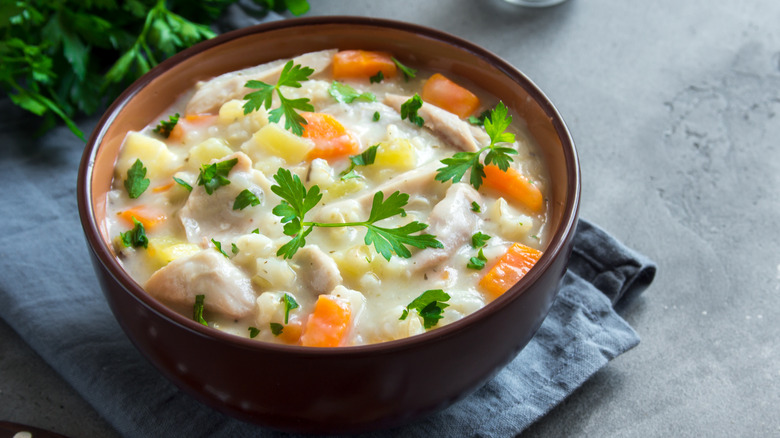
xmin=1 ymin=0 xmax=779 ymax=436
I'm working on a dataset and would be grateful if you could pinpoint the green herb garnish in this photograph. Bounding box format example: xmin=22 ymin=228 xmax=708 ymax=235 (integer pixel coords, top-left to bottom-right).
xmin=119 ymin=218 xmax=148 ymax=249
xmin=248 ymin=327 xmax=260 ymax=338
xmin=471 ymin=232 xmax=491 ymax=249
xmin=233 ymin=189 xmax=262 ymax=210
xmin=369 ymin=71 xmax=384 ymax=83
xmin=197 ymin=157 xmax=238 ymax=194
xmin=471 ymin=201 xmax=481 ymax=213
xmin=153 ymin=113 xmax=179 ymax=138
xmin=243 ymin=61 xmax=315 ymax=136
xmin=251 ymin=228 xmax=260 ymax=234
xmin=372 ymin=111 xmax=381 ymax=122
xmin=340 ymin=144 xmax=379 ymax=179
xmin=231 ymin=243 xmax=239 ymax=255
xmin=467 ymin=248 xmax=487 ymax=270
xmin=399 ymin=289 xmax=451 ymax=329
xmin=435 ymin=102 xmax=517 ymax=189
xmin=211 ymin=239 xmax=229 ymax=258
xmin=270 ymin=168 xmax=442 ymax=260
xmin=328 ymin=81 xmax=376 ymax=104
xmin=283 ymin=293 xmax=299 ymax=324
xmin=391 ymin=57 xmax=417 ymax=81
xmin=193 ymin=294 xmax=208 ymax=326
xmin=467 ymin=109 xmax=491 ymax=126
xmin=173 ymin=176 xmax=192 ymax=192
xmin=400 ymin=93 xmax=424 ymax=127
xmin=270 ymin=322 xmax=284 ymax=336
xmin=124 ymin=159 xmax=150 ymax=199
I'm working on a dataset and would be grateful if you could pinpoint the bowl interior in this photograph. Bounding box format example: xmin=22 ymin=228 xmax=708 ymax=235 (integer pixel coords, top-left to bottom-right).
xmin=85 ymin=17 xmax=578 ymax=348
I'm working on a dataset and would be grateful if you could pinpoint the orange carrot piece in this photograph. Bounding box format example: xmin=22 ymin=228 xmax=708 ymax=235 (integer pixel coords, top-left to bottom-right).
xmin=479 ymin=243 xmax=543 ymax=299
xmin=421 ymin=73 xmax=480 ymax=118
xmin=482 ymin=165 xmax=544 ymax=213
xmin=332 ymin=50 xmax=398 ymax=80
xmin=300 ymin=295 xmax=352 ymax=347
xmin=168 ymin=114 xmax=217 ymax=142
xmin=301 ymin=112 xmax=361 ymax=161
xmin=118 ymin=206 xmax=167 ymax=230
xmin=152 ymin=181 xmax=174 ymax=193
xmin=278 ymin=321 xmax=303 ymax=345
xmin=168 ymin=123 xmax=184 ymax=142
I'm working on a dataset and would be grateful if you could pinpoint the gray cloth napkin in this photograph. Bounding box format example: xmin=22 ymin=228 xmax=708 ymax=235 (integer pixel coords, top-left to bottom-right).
xmin=0 ymin=98 xmax=655 ymax=437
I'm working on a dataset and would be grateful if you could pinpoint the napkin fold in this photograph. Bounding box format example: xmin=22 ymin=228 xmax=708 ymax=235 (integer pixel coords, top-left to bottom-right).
xmin=0 ymin=11 xmax=655 ymax=436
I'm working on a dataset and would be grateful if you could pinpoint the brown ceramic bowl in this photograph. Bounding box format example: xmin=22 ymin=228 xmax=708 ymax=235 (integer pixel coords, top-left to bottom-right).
xmin=77 ymin=17 xmax=579 ymax=434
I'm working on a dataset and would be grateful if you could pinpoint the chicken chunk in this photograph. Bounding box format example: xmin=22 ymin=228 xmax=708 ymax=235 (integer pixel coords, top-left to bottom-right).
xmin=293 ymin=245 xmax=343 ymax=296
xmin=178 ymin=152 xmax=273 ymax=243
xmin=411 ymin=183 xmax=482 ymax=271
xmin=384 ymin=93 xmax=489 ymax=152
xmin=186 ymin=49 xmax=337 ymax=115
xmin=145 ymin=250 xmax=256 ymax=319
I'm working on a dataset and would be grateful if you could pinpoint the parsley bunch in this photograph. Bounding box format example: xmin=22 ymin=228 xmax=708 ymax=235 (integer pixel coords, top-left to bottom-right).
xmin=435 ymin=102 xmax=518 ymax=189
xmin=1 ymin=0 xmax=310 ymax=141
xmin=270 ymin=168 xmax=443 ymax=260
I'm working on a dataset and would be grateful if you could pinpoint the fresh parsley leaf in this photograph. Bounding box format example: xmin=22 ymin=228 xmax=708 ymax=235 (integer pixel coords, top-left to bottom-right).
xmin=400 ymin=94 xmax=424 ymax=127
xmin=251 ymin=228 xmax=260 ymax=234
xmin=435 ymin=102 xmax=518 ymax=189
xmin=233 ymin=189 xmax=262 ymax=210
xmin=467 ymin=248 xmax=487 ymax=270
xmin=120 ymin=218 xmax=149 ymax=249
xmin=472 ymin=232 xmax=491 ymax=249
xmin=467 ymin=109 xmax=491 ymax=126
xmin=248 ymin=326 xmax=260 ymax=338
xmin=283 ymin=293 xmax=299 ymax=324
xmin=243 ymin=61 xmax=315 ymax=136
xmin=391 ymin=57 xmax=417 ymax=81
xmin=329 ymin=81 xmax=376 ymax=104
xmin=471 ymin=201 xmax=481 ymax=213
xmin=153 ymin=113 xmax=179 ymax=138
xmin=197 ymin=158 xmax=238 ymax=194
xmin=399 ymin=289 xmax=451 ymax=329
xmin=369 ymin=70 xmax=384 ymax=83
xmin=340 ymin=144 xmax=379 ymax=179
xmin=211 ymin=239 xmax=230 ymax=258
xmin=270 ymin=322 xmax=284 ymax=336
xmin=372 ymin=111 xmax=380 ymax=122
xmin=173 ymin=176 xmax=192 ymax=192
xmin=270 ymin=168 xmax=442 ymax=260
xmin=124 ymin=159 xmax=150 ymax=199
xmin=193 ymin=294 xmax=208 ymax=326
xmin=231 ymin=243 xmax=239 ymax=255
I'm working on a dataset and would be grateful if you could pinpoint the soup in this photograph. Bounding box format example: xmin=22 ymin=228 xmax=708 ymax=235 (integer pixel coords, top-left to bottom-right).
xmin=105 ymin=49 xmax=550 ymax=346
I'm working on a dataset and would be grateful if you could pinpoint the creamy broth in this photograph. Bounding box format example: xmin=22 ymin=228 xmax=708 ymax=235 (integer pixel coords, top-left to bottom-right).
xmin=106 ymin=49 xmax=550 ymax=346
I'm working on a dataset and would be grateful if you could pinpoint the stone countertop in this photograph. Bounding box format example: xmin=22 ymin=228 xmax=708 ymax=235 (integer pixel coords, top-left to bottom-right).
xmin=1 ymin=0 xmax=779 ymax=436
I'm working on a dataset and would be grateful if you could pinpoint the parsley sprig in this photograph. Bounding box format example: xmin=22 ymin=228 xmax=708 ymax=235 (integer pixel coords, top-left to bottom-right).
xmin=197 ymin=157 xmax=238 ymax=194
xmin=340 ymin=144 xmax=379 ymax=180
xmin=435 ymin=102 xmax=517 ymax=190
xmin=124 ymin=159 xmax=150 ymax=199
xmin=270 ymin=168 xmax=443 ymax=260
xmin=243 ymin=61 xmax=315 ymax=136
xmin=153 ymin=113 xmax=180 ymax=138
xmin=400 ymin=94 xmax=424 ymax=127
xmin=399 ymin=289 xmax=451 ymax=329
xmin=328 ymin=81 xmax=376 ymax=104
xmin=120 ymin=218 xmax=148 ymax=249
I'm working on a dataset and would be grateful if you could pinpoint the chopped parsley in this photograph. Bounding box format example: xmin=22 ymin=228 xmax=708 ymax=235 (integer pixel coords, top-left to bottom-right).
xmin=435 ymin=102 xmax=517 ymax=189
xmin=467 ymin=248 xmax=487 ymax=270
xmin=231 ymin=243 xmax=239 ymax=255
xmin=400 ymin=289 xmax=451 ymax=329
xmin=119 ymin=218 xmax=148 ymax=249
xmin=400 ymin=93 xmax=424 ymax=127
xmin=471 ymin=232 xmax=491 ymax=249
xmin=211 ymin=239 xmax=229 ymax=258
xmin=193 ymin=294 xmax=208 ymax=326
xmin=270 ymin=322 xmax=284 ymax=336
xmin=369 ymin=70 xmax=384 ymax=83
xmin=233 ymin=189 xmax=262 ymax=210
xmin=243 ymin=61 xmax=315 ymax=136
xmin=372 ymin=111 xmax=381 ymax=122
xmin=248 ymin=326 xmax=260 ymax=338
xmin=339 ymin=144 xmax=379 ymax=179
xmin=124 ymin=159 xmax=150 ymax=199
xmin=471 ymin=201 xmax=482 ymax=213
xmin=270 ymin=167 xmax=442 ymax=260
xmin=328 ymin=81 xmax=376 ymax=104
xmin=153 ymin=113 xmax=180 ymax=138
xmin=467 ymin=109 xmax=491 ymax=126
xmin=197 ymin=157 xmax=238 ymax=194
xmin=251 ymin=228 xmax=260 ymax=234
xmin=173 ymin=176 xmax=192 ymax=192
xmin=283 ymin=293 xmax=299 ymax=324
xmin=391 ymin=57 xmax=417 ymax=81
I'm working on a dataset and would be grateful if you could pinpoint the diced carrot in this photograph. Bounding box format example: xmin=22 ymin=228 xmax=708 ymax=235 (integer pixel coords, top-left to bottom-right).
xmin=479 ymin=243 xmax=543 ymax=299
xmin=300 ymin=295 xmax=352 ymax=347
xmin=482 ymin=165 xmax=544 ymax=213
xmin=421 ymin=73 xmax=480 ymax=118
xmin=278 ymin=320 xmax=303 ymax=345
xmin=184 ymin=114 xmax=217 ymax=124
xmin=301 ymin=112 xmax=361 ymax=161
xmin=168 ymin=123 xmax=184 ymax=142
xmin=169 ymin=114 xmax=217 ymax=142
xmin=151 ymin=181 xmax=174 ymax=193
xmin=117 ymin=206 xmax=167 ymax=230
xmin=332 ymin=50 xmax=398 ymax=80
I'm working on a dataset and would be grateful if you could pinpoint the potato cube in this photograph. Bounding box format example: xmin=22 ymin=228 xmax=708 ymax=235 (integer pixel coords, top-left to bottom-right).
xmin=374 ymin=138 xmax=416 ymax=169
xmin=145 ymin=236 xmax=201 ymax=270
xmin=187 ymin=137 xmax=234 ymax=168
xmin=115 ymin=132 xmax=178 ymax=179
xmin=248 ymin=123 xmax=313 ymax=164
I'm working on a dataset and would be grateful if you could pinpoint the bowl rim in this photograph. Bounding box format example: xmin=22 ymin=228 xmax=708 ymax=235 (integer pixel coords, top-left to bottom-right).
xmin=77 ymin=15 xmax=580 ymax=357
